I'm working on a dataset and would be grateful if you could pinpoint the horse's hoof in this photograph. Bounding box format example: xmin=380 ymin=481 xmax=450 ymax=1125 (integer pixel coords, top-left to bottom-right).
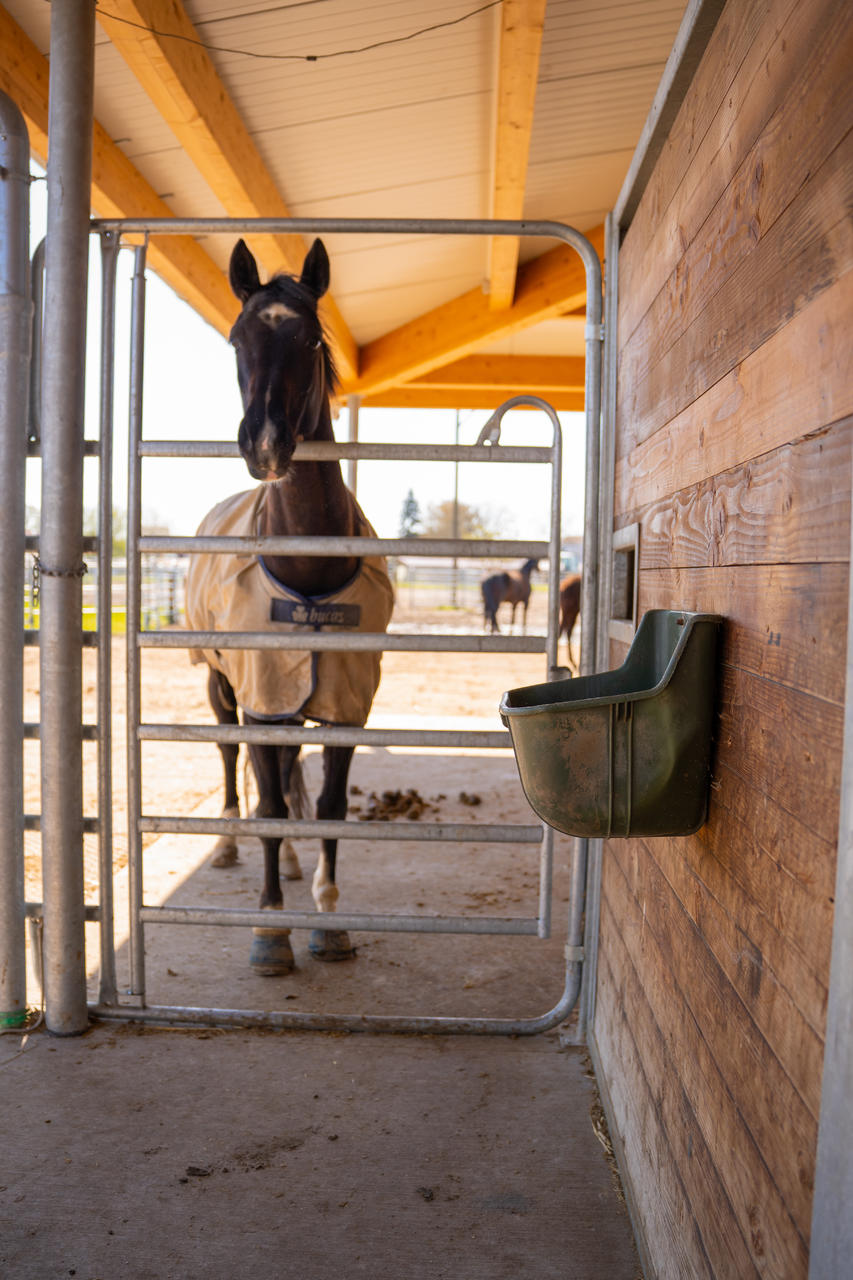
xmin=308 ymin=929 xmax=355 ymax=962
xmin=249 ymin=929 xmax=294 ymax=976
xmin=210 ymin=843 xmax=239 ymax=868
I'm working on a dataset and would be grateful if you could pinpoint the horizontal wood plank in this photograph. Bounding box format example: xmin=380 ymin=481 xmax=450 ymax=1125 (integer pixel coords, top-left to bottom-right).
xmin=627 ymin=417 xmax=852 ymax=570
xmin=713 ymin=663 xmax=843 ymax=847
xmin=596 ymin=913 xmax=760 ymax=1280
xmin=618 ymin=0 xmax=796 ymax=333
xmin=635 ymin=562 xmax=849 ymax=704
xmin=601 ymin=849 xmax=811 ymax=1274
xmin=617 ymin=135 xmax=853 ymax=452
xmin=614 ymin=277 xmax=853 ymax=512
xmin=620 ymin=0 xmax=850 ymax=346
xmin=647 ymin=831 xmax=827 ymax=1119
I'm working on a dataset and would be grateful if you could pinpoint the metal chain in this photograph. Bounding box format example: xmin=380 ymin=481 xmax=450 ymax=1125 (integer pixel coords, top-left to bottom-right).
xmin=31 ymin=554 xmax=88 ymax=604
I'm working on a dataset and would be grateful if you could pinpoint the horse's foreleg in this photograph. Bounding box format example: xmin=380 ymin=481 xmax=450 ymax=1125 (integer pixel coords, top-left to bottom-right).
xmin=309 ymin=745 xmax=356 ymax=962
xmin=207 ymin=669 xmax=241 ymax=867
xmin=246 ymin=741 xmax=297 ymax=976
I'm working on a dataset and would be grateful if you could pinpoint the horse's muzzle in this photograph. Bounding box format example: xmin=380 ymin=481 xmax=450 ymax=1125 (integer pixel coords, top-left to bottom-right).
xmin=238 ymin=414 xmax=295 ymax=481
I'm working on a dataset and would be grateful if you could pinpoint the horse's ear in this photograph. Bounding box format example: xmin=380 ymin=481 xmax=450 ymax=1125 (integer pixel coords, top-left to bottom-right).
xmin=300 ymin=239 xmax=330 ymax=299
xmin=229 ymin=239 xmax=262 ymax=303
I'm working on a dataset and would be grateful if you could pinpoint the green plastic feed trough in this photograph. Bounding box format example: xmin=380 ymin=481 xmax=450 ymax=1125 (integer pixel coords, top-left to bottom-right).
xmin=500 ymin=610 xmax=722 ymax=838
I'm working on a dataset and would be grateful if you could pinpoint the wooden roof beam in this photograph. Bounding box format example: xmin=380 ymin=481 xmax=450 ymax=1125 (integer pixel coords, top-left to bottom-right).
xmin=488 ymin=0 xmax=548 ymax=311
xmin=349 ymin=224 xmax=603 ymax=399
xmin=405 ymin=354 xmax=585 ymax=393
xmin=97 ymin=0 xmax=358 ymax=382
xmin=358 ymin=387 xmax=584 ymax=412
xmin=0 ymin=5 xmax=236 ymax=336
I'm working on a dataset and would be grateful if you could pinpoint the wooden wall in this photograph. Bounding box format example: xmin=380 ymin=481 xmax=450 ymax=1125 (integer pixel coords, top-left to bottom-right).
xmin=592 ymin=0 xmax=853 ymax=1275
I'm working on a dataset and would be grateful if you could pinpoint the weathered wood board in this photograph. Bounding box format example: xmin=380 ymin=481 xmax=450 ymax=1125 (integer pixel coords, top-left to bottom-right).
xmin=593 ymin=0 xmax=853 ymax=1275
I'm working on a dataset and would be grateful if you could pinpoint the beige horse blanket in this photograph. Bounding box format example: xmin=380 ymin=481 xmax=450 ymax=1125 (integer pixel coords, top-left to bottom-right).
xmin=185 ymin=485 xmax=394 ymax=724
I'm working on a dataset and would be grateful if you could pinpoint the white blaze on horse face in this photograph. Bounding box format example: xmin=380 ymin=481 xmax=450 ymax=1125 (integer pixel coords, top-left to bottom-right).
xmin=258 ymin=301 xmax=298 ymax=328
xmin=254 ymin=385 xmax=279 ymax=470
xmin=312 ymin=851 xmax=339 ymax=913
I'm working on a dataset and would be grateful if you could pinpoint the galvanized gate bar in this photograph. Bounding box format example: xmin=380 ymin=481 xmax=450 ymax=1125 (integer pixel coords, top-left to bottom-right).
xmin=140 ymin=441 xmax=553 ymax=463
xmin=88 ymin=214 xmax=602 ymax=1035
xmin=142 ymin=535 xmax=549 ymax=557
xmin=139 ymin=724 xmax=510 ymax=748
xmin=95 ymin=231 xmax=120 ymax=1007
xmin=143 ymin=631 xmax=545 ymax=653
xmin=0 ymin=90 xmax=30 ymax=1028
xmin=125 ymin=244 xmax=147 ymax=998
xmin=141 ymin=905 xmax=540 ymax=935
xmin=139 ymin=816 xmax=542 ymax=842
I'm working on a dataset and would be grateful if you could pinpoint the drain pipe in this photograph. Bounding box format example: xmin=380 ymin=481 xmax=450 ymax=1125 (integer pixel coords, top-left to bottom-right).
xmin=39 ymin=1 xmax=96 ymax=1035
xmin=0 ymin=92 xmax=31 ymax=1029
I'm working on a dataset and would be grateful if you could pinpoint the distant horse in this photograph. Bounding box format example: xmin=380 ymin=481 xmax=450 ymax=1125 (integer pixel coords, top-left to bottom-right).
xmin=481 ymin=558 xmax=539 ymax=633
xmin=559 ymin=573 xmax=581 ymax=673
xmin=185 ymin=239 xmax=394 ymax=975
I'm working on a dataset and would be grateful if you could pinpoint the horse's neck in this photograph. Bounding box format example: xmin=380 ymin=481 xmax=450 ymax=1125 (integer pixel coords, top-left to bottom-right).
xmin=259 ymin=428 xmax=360 ymax=596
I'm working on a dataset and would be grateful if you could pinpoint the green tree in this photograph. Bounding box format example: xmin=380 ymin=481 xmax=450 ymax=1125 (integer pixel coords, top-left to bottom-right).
xmin=421 ymin=500 xmax=501 ymax=540
xmin=398 ymin=489 xmax=423 ymax=538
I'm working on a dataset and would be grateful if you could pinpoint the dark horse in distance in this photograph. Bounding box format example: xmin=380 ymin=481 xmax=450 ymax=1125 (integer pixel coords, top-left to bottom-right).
xmin=185 ymin=239 xmax=394 ymax=975
xmin=559 ymin=573 xmax=581 ymax=673
xmin=481 ymin=558 xmax=539 ymax=633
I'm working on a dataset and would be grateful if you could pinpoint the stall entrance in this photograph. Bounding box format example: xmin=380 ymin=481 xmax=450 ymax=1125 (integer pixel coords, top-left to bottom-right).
xmin=4 ymin=203 xmax=603 ymax=1035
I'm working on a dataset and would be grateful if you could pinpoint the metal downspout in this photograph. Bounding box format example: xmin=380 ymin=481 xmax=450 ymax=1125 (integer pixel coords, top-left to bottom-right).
xmin=0 ymin=91 xmax=31 ymax=1028
xmin=39 ymin=1 xmax=95 ymax=1035
xmin=579 ymin=210 xmax=620 ymax=1037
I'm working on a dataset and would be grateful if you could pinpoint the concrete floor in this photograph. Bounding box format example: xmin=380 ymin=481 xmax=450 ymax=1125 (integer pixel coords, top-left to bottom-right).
xmin=3 ymin=740 xmax=640 ymax=1278
xmin=1 ymin=1025 xmax=640 ymax=1279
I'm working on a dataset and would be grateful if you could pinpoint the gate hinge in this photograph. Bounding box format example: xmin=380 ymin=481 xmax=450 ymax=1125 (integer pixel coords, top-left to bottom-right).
xmin=584 ymin=323 xmax=605 ymax=342
xmin=564 ymin=944 xmax=585 ymax=962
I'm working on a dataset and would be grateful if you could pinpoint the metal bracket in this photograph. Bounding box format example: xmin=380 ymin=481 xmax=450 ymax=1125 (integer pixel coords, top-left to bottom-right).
xmin=585 ymin=323 xmax=605 ymax=342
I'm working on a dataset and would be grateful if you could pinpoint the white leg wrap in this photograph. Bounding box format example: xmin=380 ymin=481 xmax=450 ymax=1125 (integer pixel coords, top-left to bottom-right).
xmin=281 ymin=839 xmax=302 ymax=881
xmin=210 ymin=804 xmax=240 ymax=867
xmin=312 ymin=852 xmax=339 ymax=913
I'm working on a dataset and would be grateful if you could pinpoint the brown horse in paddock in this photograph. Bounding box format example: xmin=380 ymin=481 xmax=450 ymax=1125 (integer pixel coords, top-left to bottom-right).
xmin=481 ymin=558 xmax=539 ymax=633
xmin=185 ymin=239 xmax=394 ymax=975
xmin=559 ymin=573 xmax=581 ymax=673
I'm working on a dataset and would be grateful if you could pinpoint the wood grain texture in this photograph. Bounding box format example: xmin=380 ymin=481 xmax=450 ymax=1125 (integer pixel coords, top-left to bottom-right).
xmin=615 ymin=277 xmax=853 ymax=512
xmin=648 ymin=830 xmax=828 ymax=1118
xmin=636 ymin=563 xmax=848 ymax=704
xmin=625 ymin=417 xmax=852 ymax=571
xmin=619 ymin=0 xmax=846 ymax=344
xmin=618 ymin=135 xmax=853 ymax=452
xmin=596 ymin=914 xmax=760 ymax=1280
xmin=713 ymin=664 xmax=843 ymax=846
xmin=617 ymin=0 xmax=790 ymax=330
xmin=602 ymin=845 xmax=812 ymax=1273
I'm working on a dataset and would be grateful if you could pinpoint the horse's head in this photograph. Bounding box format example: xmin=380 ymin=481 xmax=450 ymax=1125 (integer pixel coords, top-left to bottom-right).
xmin=228 ymin=238 xmax=338 ymax=481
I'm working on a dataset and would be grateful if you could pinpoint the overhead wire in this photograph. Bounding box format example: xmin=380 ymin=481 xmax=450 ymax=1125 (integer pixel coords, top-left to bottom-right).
xmin=94 ymin=1 xmax=502 ymax=63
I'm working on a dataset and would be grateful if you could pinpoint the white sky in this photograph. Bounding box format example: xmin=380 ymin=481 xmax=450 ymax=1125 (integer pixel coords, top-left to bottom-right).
xmin=28 ymin=170 xmax=586 ymax=542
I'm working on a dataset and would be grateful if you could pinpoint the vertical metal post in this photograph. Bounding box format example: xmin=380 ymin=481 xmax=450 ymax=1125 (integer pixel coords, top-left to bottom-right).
xmin=126 ymin=244 xmax=147 ymax=997
xmin=809 ymin=507 xmax=853 ymax=1277
xmin=579 ymin=210 xmax=621 ymax=1038
xmin=97 ymin=233 xmax=119 ymax=1005
xmin=39 ymin=1 xmax=95 ymax=1035
xmin=0 ymin=91 xmax=31 ymax=1028
xmin=346 ymin=394 xmax=359 ymax=495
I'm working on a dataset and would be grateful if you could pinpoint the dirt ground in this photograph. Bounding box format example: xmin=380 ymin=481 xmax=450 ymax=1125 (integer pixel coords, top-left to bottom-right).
xmin=23 ymin=589 xmax=568 ymax=903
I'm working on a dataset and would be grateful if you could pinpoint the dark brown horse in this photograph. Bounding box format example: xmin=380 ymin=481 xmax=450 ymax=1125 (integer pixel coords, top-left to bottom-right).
xmin=481 ymin=558 xmax=539 ymax=633
xmin=559 ymin=573 xmax=581 ymax=673
xmin=185 ymin=239 xmax=393 ymax=975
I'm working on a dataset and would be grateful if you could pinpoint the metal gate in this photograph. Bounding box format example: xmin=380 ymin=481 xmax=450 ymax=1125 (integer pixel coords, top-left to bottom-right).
xmin=2 ymin=163 xmax=603 ymax=1033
